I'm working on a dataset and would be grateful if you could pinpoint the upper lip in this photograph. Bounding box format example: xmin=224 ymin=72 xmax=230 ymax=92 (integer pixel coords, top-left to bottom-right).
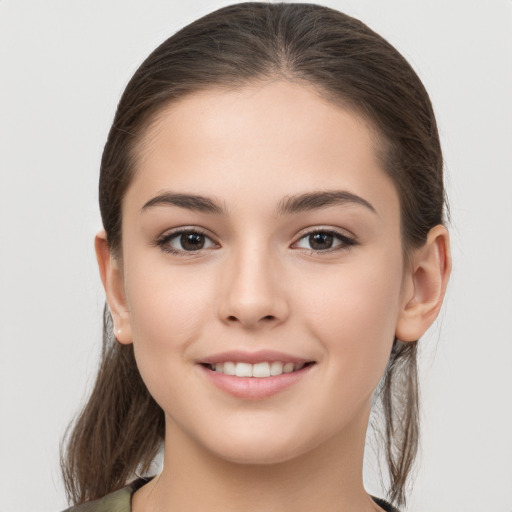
xmin=200 ymin=350 xmax=312 ymax=365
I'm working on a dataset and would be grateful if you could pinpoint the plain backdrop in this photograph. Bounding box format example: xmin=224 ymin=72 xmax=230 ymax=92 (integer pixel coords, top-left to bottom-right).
xmin=1 ymin=1 xmax=511 ymax=511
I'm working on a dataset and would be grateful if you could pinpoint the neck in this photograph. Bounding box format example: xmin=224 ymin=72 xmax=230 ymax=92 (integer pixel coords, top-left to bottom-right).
xmin=133 ymin=405 xmax=382 ymax=512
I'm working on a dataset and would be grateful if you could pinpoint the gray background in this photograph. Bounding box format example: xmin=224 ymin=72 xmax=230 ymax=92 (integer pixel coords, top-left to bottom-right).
xmin=1 ymin=1 xmax=511 ymax=511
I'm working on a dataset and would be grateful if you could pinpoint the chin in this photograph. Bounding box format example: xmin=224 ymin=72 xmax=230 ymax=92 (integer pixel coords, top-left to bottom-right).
xmin=200 ymin=425 xmax=322 ymax=466
xmin=212 ymin=444 xmax=305 ymax=466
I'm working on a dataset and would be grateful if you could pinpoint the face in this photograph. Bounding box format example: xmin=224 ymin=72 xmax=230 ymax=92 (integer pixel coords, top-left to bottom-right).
xmin=114 ymin=81 xmax=412 ymax=464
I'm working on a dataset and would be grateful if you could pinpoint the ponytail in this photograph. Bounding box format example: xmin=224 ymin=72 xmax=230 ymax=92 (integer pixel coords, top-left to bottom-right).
xmin=62 ymin=3 xmax=445 ymax=507
xmin=60 ymin=305 xmax=164 ymax=505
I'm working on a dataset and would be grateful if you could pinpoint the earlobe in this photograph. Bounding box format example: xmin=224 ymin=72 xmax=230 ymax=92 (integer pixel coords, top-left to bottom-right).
xmin=395 ymin=225 xmax=451 ymax=342
xmin=94 ymin=230 xmax=133 ymax=345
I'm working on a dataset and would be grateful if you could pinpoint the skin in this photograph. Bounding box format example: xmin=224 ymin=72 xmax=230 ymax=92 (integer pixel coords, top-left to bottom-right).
xmin=96 ymin=80 xmax=451 ymax=512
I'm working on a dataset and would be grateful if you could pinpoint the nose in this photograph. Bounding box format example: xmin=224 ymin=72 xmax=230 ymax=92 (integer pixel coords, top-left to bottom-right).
xmin=217 ymin=245 xmax=289 ymax=329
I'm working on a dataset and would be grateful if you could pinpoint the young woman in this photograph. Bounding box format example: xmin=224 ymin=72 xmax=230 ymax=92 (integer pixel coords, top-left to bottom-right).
xmin=61 ymin=3 xmax=451 ymax=511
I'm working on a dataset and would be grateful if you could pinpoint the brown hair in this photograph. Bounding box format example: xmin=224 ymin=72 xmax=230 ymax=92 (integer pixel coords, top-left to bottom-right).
xmin=61 ymin=2 xmax=445 ymax=508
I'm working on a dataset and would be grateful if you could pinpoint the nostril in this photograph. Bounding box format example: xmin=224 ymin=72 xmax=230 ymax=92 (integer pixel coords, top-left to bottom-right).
xmin=225 ymin=314 xmax=276 ymax=324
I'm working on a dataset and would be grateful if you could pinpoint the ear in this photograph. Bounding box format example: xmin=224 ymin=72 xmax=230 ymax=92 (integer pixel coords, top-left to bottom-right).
xmin=396 ymin=225 xmax=451 ymax=342
xmin=95 ymin=230 xmax=133 ymax=345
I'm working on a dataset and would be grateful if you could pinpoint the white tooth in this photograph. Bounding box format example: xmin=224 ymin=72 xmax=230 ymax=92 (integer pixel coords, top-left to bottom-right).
xmin=223 ymin=362 xmax=236 ymax=376
xmin=270 ymin=361 xmax=284 ymax=376
xmin=215 ymin=363 xmax=224 ymax=373
xmin=283 ymin=362 xmax=294 ymax=373
xmin=235 ymin=362 xmax=253 ymax=377
xmin=252 ymin=362 xmax=271 ymax=378
xmin=294 ymin=363 xmax=305 ymax=371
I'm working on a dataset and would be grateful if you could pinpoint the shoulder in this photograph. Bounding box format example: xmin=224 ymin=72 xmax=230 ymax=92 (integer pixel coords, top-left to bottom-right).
xmin=60 ymin=486 xmax=131 ymax=512
xmin=60 ymin=478 xmax=149 ymax=512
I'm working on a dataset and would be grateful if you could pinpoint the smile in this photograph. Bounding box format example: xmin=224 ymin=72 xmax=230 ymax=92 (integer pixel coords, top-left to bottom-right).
xmin=205 ymin=361 xmax=309 ymax=377
xmin=199 ymin=351 xmax=316 ymax=399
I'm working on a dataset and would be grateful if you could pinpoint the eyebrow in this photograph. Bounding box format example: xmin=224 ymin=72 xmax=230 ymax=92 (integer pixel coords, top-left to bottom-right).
xmin=141 ymin=192 xmax=226 ymax=214
xmin=277 ymin=191 xmax=377 ymax=216
xmin=140 ymin=190 xmax=376 ymax=216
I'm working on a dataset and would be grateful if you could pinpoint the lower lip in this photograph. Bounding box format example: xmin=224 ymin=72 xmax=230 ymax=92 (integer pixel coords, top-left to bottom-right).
xmin=199 ymin=364 xmax=314 ymax=400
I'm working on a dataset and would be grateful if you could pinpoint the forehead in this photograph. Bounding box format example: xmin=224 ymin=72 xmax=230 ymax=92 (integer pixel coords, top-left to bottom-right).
xmin=126 ymin=80 xmax=398 ymax=218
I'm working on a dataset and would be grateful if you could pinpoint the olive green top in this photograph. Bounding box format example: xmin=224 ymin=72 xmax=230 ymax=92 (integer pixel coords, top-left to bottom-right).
xmin=62 ymin=478 xmax=400 ymax=512
xmin=61 ymin=479 xmax=147 ymax=512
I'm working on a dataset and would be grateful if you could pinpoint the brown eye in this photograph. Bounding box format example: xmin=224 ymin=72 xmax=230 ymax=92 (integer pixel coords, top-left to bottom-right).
xmin=180 ymin=232 xmax=206 ymax=250
xmin=308 ymin=232 xmax=334 ymax=250
xmin=294 ymin=230 xmax=356 ymax=252
xmin=157 ymin=229 xmax=217 ymax=254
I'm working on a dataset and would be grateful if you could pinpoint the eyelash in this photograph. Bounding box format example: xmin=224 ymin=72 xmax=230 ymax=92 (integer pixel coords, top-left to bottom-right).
xmin=293 ymin=229 xmax=357 ymax=254
xmin=155 ymin=228 xmax=216 ymax=256
xmin=154 ymin=227 xmax=357 ymax=256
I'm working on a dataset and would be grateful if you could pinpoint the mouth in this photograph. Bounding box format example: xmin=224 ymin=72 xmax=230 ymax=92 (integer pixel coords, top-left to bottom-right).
xmin=201 ymin=361 xmax=315 ymax=378
xmin=198 ymin=350 xmax=316 ymax=398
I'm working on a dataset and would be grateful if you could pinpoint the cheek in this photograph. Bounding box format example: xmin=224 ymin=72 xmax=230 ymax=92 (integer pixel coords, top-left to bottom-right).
xmin=301 ymin=252 xmax=404 ymax=389
xmin=123 ymin=262 xmax=215 ymax=398
xmin=129 ymin=277 xmax=205 ymax=342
